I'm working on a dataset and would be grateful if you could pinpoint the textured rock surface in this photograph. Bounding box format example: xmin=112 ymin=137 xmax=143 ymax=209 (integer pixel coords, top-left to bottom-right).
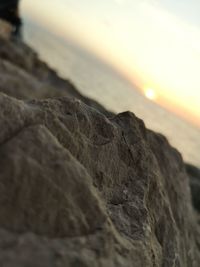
xmin=0 ymin=36 xmax=199 ymax=266
xmin=0 ymin=19 xmax=12 ymax=39
xmin=186 ymin=164 xmax=200 ymax=212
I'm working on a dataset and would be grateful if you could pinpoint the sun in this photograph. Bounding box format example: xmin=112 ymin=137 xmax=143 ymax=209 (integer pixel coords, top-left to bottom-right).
xmin=144 ymin=88 xmax=157 ymax=101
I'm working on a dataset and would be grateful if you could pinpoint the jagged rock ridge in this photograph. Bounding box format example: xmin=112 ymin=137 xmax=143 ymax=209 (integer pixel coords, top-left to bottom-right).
xmin=0 ymin=36 xmax=199 ymax=266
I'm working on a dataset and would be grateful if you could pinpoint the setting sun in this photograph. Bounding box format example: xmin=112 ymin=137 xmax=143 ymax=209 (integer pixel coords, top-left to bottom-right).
xmin=144 ymin=88 xmax=157 ymax=101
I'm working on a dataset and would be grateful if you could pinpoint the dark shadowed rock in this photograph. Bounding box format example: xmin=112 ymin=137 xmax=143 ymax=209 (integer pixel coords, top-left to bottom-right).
xmin=185 ymin=164 xmax=200 ymax=212
xmin=0 ymin=35 xmax=199 ymax=266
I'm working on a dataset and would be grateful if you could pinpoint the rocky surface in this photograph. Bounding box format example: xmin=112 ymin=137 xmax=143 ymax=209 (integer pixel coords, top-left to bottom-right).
xmin=0 ymin=35 xmax=199 ymax=266
xmin=186 ymin=164 xmax=200 ymax=212
xmin=0 ymin=19 xmax=12 ymax=39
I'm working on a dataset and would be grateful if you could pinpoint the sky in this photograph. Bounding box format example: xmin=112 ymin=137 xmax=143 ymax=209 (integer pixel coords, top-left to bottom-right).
xmin=21 ymin=0 xmax=200 ymax=126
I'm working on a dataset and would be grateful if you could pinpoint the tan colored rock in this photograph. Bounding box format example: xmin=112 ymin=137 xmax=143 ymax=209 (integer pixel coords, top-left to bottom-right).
xmin=0 ymin=36 xmax=199 ymax=266
xmin=0 ymin=19 xmax=12 ymax=39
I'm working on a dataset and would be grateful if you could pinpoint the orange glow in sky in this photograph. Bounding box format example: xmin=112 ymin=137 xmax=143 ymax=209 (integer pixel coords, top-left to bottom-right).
xmin=21 ymin=0 xmax=200 ymax=127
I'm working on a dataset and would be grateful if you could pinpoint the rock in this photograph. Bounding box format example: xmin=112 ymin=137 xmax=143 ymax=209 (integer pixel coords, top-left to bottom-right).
xmin=0 ymin=37 xmax=199 ymax=266
xmin=185 ymin=164 xmax=200 ymax=212
xmin=0 ymin=0 xmax=21 ymax=38
xmin=0 ymin=19 xmax=12 ymax=39
xmin=0 ymin=36 xmax=113 ymax=117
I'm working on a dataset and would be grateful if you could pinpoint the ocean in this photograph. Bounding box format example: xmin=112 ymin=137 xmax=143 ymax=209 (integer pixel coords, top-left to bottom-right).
xmin=22 ymin=19 xmax=200 ymax=168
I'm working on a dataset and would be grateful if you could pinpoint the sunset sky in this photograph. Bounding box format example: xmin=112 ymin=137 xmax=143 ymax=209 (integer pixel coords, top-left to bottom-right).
xmin=21 ymin=0 xmax=200 ymax=126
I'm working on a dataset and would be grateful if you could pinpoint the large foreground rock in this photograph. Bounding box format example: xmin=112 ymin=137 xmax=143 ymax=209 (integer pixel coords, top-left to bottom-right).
xmin=0 ymin=36 xmax=199 ymax=266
